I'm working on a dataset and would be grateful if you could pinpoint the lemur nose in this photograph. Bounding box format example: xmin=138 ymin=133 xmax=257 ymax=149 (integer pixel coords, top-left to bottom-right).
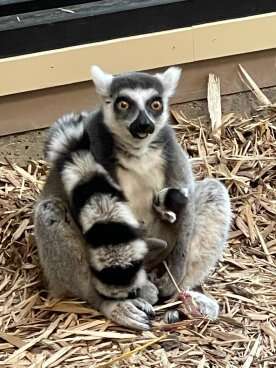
xmin=141 ymin=122 xmax=154 ymax=133
xmin=139 ymin=115 xmax=154 ymax=133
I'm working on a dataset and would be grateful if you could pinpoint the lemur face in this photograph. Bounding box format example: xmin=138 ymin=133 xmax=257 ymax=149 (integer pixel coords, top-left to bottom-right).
xmin=91 ymin=65 xmax=181 ymax=143
xmin=112 ymin=87 xmax=163 ymax=139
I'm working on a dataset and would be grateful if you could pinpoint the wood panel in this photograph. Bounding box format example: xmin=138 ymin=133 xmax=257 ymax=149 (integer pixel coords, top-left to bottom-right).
xmin=1 ymin=12 xmax=276 ymax=97
xmin=1 ymin=49 xmax=275 ymax=136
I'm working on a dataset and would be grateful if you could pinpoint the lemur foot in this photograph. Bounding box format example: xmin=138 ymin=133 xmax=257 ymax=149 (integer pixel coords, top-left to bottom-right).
xmin=138 ymin=281 xmax=159 ymax=305
xmin=164 ymin=310 xmax=181 ymax=324
xmin=153 ymin=187 xmax=188 ymax=223
xmin=189 ymin=291 xmax=219 ymax=320
xmin=164 ymin=290 xmax=219 ymax=324
xmin=101 ymin=298 xmax=155 ymax=331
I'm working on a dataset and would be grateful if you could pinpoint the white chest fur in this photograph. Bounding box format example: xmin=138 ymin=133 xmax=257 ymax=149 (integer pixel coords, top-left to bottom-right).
xmin=117 ymin=148 xmax=165 ymax=228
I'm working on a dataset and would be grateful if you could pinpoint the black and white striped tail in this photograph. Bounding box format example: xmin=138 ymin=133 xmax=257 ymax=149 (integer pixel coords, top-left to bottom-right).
xmin=44 ymin=113 xmax=148 ymax=297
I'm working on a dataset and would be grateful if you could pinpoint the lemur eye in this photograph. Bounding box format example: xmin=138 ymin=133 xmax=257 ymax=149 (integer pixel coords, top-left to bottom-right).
xmin=117 ymin=100 xmax=129 ymax=110
xmin=151 ymin=100 xmax=162 ymax=111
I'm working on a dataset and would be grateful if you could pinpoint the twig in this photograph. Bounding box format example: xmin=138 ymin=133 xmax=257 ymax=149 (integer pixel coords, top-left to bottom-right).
xmin=238 ymin=64 xmax=271 ymax=106
xmin=242 ymin=335 xmax=261 ymax=368
xmin=163 ymin=261 xmax=181 ymax=293
xmin=96 ymin=335 xmax=167 ymax=367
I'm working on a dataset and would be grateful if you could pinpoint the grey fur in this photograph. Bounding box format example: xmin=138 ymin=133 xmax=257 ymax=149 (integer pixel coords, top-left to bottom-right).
xmin=34 ymin=66 xmax=231 ymax=329
xmin=110 ymin=72 xmax=164 ymax=96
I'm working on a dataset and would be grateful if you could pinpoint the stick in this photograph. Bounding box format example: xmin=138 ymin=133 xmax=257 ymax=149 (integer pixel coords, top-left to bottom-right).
xmin=162 ymin=261 xmax=181 ymax=293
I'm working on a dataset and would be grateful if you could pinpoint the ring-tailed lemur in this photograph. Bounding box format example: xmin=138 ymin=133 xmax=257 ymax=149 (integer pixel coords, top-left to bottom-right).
xmin=44 ymin=113 xmax=158 ymax=300
xmin=34 ymin=65 xmax=231 ymax=330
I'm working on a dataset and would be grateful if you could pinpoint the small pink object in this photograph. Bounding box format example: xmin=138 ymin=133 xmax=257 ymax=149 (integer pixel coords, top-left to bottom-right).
xmin=178 ymin=290 xmax=202 ymax=317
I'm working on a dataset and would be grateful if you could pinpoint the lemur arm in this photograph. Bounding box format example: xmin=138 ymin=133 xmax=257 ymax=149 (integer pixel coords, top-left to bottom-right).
xmin=154 ymin=129 xmax=196 ymax=297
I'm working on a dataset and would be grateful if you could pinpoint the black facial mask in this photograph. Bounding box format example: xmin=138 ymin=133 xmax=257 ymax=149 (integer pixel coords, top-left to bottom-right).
xmin=129 ymin=112 xmax=155 ymax=139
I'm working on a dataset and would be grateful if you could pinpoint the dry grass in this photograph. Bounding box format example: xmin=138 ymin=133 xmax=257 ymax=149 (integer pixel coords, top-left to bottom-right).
xmin=0 ymin=103 xmax=275 ymax=367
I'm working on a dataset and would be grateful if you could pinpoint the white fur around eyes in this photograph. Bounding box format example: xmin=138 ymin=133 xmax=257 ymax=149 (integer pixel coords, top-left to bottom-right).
xmin=118 ymin=88 xmax=158 ymax=110
xmin=91 ymin=65 xmax=113 ymax=96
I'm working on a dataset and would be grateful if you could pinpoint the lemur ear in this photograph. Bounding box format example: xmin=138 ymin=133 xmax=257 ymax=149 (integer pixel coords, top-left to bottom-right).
xmin=90 ymin=65 xmax=113 ymax=97
xmin=155 ymin=67 xmax=182 ymax=98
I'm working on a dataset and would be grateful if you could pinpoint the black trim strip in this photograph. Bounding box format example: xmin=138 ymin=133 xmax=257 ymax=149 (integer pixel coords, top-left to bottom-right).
xmin=0 ymin=0 xmax=102 ymax=16
xmin=1 ymin=0 xmax=276 ymax=58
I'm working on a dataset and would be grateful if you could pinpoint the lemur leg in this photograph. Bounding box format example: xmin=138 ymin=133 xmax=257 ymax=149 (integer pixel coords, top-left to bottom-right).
xmin=34 ymin=198 xmax=93 ymax=301
xmin=156 ymin=179 xmax=231 ymax=319
xmin=34 ymin=198 xmax=155 ymax=330
xmin=181 ymin=179 xmax=231 ymax=289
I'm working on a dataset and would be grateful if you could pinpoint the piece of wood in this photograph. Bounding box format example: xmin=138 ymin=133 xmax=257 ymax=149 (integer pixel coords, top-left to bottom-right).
xmin=207 ymin=74 xmax=222 ymax=136
xmin=177 ymin=49 xmax=276 ymax=103
xmin=0 ymin=83 xmax=100 ymax=136
xmin=193 ymin=12 xmax=276 ymax=60
xmin=1 ymin=12 xmax=276 ymax=97
xmin=238 ymin=64 xmax=272 ymax=106
xmin=1 ymin=48 xmax=276 ymax=137
xmin=0 ymin=26 xmax=194 ymax=97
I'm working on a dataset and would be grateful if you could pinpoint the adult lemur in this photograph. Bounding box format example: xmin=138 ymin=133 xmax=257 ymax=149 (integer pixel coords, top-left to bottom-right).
xmin=34 ymin=66 xmax=231 ymax=330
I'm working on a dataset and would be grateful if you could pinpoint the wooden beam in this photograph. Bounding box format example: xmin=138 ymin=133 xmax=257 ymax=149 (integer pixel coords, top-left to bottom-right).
xmin=1 ymin=12 xmax=276 ymax=97
xmin=0 ymin=83 xmax=100 ymax=136
xmin=1 ymin=48 xmax=275 ymax=137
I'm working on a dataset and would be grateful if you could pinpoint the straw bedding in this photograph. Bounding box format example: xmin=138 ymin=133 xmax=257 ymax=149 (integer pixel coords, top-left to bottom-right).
xmin=0 ymin=103 xmax=275 ymax=367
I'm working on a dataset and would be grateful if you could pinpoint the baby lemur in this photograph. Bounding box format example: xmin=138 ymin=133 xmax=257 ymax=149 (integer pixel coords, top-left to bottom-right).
xmin=34 ymin=66 xmax=231 ymax=330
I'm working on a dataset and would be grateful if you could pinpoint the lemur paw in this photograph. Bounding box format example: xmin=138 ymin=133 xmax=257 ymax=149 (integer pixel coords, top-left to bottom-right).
xmin=153 ymin=187 xmax=188 ymax=223
xmin=101 ymin=298 xmax=155 ymax=331
xmin=138 ymin=281 xmax=159 ymax=305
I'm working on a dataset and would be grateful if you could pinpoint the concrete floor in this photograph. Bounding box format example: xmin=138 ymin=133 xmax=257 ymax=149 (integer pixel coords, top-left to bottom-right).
xmin=1 ymin=87 xmax=275 ymax=166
